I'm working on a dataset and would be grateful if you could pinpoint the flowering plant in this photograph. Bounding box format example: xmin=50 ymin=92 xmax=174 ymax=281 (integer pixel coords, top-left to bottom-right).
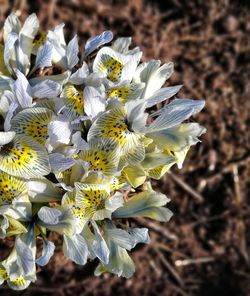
xmin=0 ymin=13 xmax=206 ymax=290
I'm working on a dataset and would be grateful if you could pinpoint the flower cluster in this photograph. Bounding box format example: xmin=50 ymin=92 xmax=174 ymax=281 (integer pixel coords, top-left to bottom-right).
xmin=0 ymin=13 xmax=206 ymax=290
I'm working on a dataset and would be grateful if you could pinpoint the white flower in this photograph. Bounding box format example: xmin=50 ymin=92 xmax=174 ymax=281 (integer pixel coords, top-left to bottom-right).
xmin=0 ymin=12 xmax=206 ymax=290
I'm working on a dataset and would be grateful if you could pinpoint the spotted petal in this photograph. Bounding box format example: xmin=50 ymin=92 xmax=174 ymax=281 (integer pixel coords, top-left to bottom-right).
xmin=8 ymin=278 xmax=31 ymax=291
xmin=10 ymin=107 xmax=53 ymax=145
xmin=79 ymin=138 xmax=120 ymax=176
xmin=61 ymin=84 xmax=84 ymax=119
xmin=106 ymin=82 xmax=145 ymax=103
xmin=32 ymin=32 xmax=48 ymax=53
xmin=75 ymin=183 xmax=110 ymax=218
xmin=62 ymin=191 xmax=85 ymax=233
xmin=88 ymin=107 xmax=145 ymax=164
xmin=93 ymin=47 xmax=131 ymax=83
xmin=0 ymin=170 xmax=27 ymax=205
xmin=0 ymin=134 xmax=50 ymax=178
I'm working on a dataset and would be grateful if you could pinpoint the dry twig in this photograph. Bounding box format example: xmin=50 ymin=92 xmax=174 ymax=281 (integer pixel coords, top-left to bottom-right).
xmin=168 ymin=172 xmax=204 ymax=203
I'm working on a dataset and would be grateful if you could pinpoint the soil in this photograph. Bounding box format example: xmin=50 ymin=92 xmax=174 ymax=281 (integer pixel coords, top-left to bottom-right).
xmin=0 ymin=0 xmax=249 ymax=295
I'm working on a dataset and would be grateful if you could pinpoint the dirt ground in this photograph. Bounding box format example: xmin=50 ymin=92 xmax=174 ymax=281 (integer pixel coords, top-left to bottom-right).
xmin=0 ymin=0 xmax=250 ymax=295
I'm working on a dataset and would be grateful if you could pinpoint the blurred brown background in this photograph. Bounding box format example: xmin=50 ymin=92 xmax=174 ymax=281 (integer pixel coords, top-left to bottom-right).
xmin=0 ymin=0 xmax=250 ymax=295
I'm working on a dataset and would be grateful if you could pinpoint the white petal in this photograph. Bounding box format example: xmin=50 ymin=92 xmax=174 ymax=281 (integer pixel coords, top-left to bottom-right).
xmin=29 ymin=71 xmax=70 ymax=87
xmin=4 ymin=32 xmax=18 ymax=74
xmin=126 ymin=100 xmax=147 ymax=132
xmin=19 ymin=13 xmax=39 ymax=74
xmin=47 ymin=24 xmax=67 ymax=68
xmin=47 ymin=114 xmax=72 ymax=146
xmin=0 ymin=90 xmax=15 ymax=115
xmin=121 ymin=51 xmax=142 ymax=82
xmin=38 ymin=207 xmax=62 ymax=225
xmin=16 ymin=235 xmax=34 ymax=275
xmin=4 ymin=101 xmax=18 ymax=131
xmin=84 ymin=86 xmax=105 ymax=119
xmin=69 ymin=62 xmax=89 ymax=85
xmin=13 ymin=70 xmax=33 ymax=108
xmin=136 ymin=60 xmax=174 ymax=99
xmin=91 ymin=221 xmax=110 ymax=264
xmin=28 ymin=178 xmax=63 ymax=202
xmin=107 ymin=228 xmax=135 ymax=250
xmin=105 ymin=192 xmax=124 ymax=212
xmin=152 ymin=98 xmax=205 ymax=117
xmin=147 ymin=123 xmax=207 ymax=150
xmin=3 ymin=13 xmax=21 ymax=41
xmin=33 ymin=40 xmax=53 ymax=70
xmin=63 ymin=234 xmax=88 ymax=265
xmin=0 ymin=131 xmax=16 ymax=145
xmin=127 ymin=228 xmax=150 ymax=246
xmin=66 ymin=35 xmax=79 ymax=69
xmin=145 ymin=85 xmax=183 ymax=108
xmin=49 ymin=153 xmax=75 ymax=173
xmin=32 ymin=79 xmax=61 ymax=98
xmin=36 ymin=238 xmax=55 ymax=266
xmin=112 ymin=37 xmax=132 ymax=53
xmin=85 ymin=31 xmax=113 ymax=57
xmin=71 ymin=131 xmax=89 ymax=151
xmin=113 ymin=188 xmax=172 ymax=222
xmin=147 ymin=99 xmax=205 ymax=132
